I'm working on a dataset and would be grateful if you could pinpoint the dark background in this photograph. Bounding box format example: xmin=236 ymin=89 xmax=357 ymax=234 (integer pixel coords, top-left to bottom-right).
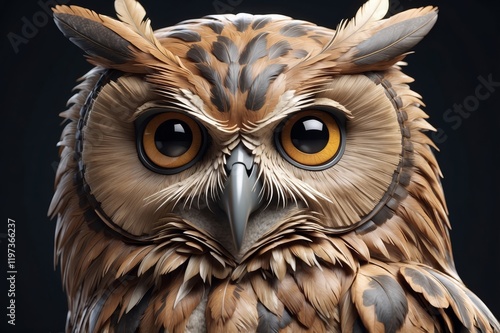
xmin=1 ymin=0 xmax=499 ymax=331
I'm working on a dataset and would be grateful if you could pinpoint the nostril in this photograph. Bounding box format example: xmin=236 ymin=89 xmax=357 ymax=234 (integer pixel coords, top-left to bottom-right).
xmin=224 ymin=143 xmax=254 ymax=175
xmin=226 ymin=162 xmax=255 ymax=178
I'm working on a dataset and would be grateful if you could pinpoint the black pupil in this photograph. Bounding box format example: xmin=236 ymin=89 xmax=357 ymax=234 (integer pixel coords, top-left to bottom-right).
xmin=155 ymin=119 xmax=192 ymax=157
xmin=291 ymin=116 xmax=329 ymax=153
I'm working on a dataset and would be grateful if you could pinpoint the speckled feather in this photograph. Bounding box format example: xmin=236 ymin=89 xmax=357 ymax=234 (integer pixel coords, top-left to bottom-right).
xmin=50 ymin=0 xmax=499 ymax=332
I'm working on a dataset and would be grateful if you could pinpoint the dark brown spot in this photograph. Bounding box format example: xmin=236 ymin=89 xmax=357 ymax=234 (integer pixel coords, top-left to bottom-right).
xmin=362 ymin=275 xmax=408 ymax=333
xmin=246 ymin=63 xmax=286 ymax=111
xmin=187 ymin=45 xmax=210 ymax=63
xmin=268 ymin=40 xmax=292 ymax=59
xmin=256 ymin=302 xmax=292 ymax=333
xmin=212 ymin=36 xmax=240 ymax=94
xmin=212 ymin=36 xmax=239 ymax=64
xmin=205 ymin=21 xmax=224 ymax=34
xmin=239 ymin=32 xmax=269 ymax=65
xmin=195 ymin=63 xmax=220 ymax=86
xmin=211 ymin=83 xmax=231 ymax=112
xmin=371 ymin=206 xmax=394 ymax=225
xmin=225 ymin=63 xmax=239 ymax=94
xmin=280 ymin=22 xmax=308 ymax=37
xmin=251 ymin=16 xmax=272 ymax=30
xmin=238 ymin=65 xmax=253 ymax=93
xmin=293 ymin=49 xmax=309 ymax=59
xmin=192 ymin=62 xmax=231 ymax=112
xmin=165 ymin=29 xmax=201 ymax=42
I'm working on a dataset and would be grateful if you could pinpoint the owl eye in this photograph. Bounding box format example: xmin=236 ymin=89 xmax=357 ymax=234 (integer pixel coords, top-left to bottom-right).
xmin=275 ymin=109 xmax=345 ymax=170
xmin=135 ymin=110 xmax=208 ymax=174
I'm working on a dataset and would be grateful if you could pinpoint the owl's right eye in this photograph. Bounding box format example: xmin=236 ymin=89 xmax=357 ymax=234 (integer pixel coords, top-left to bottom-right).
xmin=135 ymin=110 xmax=208 ymax=174
xmin=274 ymin=108 xmax=346 ymax=170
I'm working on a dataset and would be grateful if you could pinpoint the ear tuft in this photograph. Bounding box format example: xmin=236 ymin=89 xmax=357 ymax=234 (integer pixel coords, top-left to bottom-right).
xmin=352 ymin=9 xmax=438 ymax=66
xmin=327 ymin=0 xmax=438 ymax=73
xmin=52 ymin=3 xmax=182 ymax=72
xmin=53 ymin=10 xmax=133 ymax=64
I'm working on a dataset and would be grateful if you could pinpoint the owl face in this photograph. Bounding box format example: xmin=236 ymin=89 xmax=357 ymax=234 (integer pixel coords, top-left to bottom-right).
xmin=58 ymin=5 xmax=434 ymax=257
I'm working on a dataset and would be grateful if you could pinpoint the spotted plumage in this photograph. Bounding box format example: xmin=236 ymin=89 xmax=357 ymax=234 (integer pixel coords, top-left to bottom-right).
xmin=50 ymin=0 xmax=499 ymax=332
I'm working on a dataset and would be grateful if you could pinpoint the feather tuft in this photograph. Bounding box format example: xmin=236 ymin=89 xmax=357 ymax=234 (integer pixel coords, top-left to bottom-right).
xmin=328 ymin=0 xmax=389 ymax=52
xmin=53 ymin=4 xmax=184 ymax=72
xmin=352 ymin=8 xmax=438 ymax=66
xmin=114 ymin=0 xmax=171 ymax=58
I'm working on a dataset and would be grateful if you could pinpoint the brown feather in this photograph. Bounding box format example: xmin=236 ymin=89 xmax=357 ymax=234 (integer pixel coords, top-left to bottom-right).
xmin=160 ymin=274 xmax=205 ymax=332
xmin=277 ymin=274 xmax=318 ymax=328
xmin=294 ymin=264 xmax=350 ymax=323
xmin=206 ymin=278 xmax=259 ymax=332
xmin=401 ymin=292 xmax=437 ymax=332
xmin=250 ymin=273 xmax=284 ymax=316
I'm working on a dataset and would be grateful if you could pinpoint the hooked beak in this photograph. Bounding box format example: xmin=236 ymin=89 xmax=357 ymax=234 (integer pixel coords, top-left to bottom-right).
xmin=218 ymin=143 xmax=263 ymax=251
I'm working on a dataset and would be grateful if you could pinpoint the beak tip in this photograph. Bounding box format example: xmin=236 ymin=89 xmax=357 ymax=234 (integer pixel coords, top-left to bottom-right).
xmin=228 ymin=202 xmax=249 ymax=251
xmin=234 ymin=232 xmax=244 ymax=251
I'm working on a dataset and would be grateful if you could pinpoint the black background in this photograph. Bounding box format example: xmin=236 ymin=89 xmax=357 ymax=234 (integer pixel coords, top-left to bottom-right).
xmin=1 ymin=0 xmax=499 ymax=331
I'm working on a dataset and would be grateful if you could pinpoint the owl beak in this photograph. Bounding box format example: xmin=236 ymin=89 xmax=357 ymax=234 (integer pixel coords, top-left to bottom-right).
xmin=219 ymin=143 xmax=262 ymax=251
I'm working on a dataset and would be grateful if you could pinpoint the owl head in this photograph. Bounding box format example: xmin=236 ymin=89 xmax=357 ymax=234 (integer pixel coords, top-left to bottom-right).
xmin=51 ymin=0 xmax=496 ymax=331
xmin=51 ymin=0 xmax=439 ymax=252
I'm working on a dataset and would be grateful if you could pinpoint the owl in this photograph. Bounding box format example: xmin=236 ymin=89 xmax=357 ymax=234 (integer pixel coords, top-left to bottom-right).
xmin=50 ymin=0 xmax=499 ymax=332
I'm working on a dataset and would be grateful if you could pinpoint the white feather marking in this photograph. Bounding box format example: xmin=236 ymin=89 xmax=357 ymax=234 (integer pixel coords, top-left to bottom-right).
xmin=328 ymin=0 xmax=389 ymax=51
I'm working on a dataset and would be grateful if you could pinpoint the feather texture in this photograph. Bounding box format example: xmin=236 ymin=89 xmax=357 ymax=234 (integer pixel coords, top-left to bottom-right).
xmin=206 ymin=279 xmax=259 ymax=332
xmin=114 ymin=0 xmax=153 ymax=42
xmin=352 ymin=263 xmax=409 ymax=332
xmin=352 ymin=9 xmax=438 ymax=65
xmin=331 ymin=4 xmax=438 ymax=73
xmin=53 ymin=10 xmax=134 ymax=64
xmin=327 ymin=0 xmax=389 ymax=52
xmin=53 ymin=4 xmax=183 ymax=73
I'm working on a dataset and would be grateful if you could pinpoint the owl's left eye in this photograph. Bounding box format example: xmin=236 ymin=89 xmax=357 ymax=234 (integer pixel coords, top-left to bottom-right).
xmin=274 ymin=109 xmax=346 ymax=170
xmin=135 ymin=110 xmax=208 ymax=174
